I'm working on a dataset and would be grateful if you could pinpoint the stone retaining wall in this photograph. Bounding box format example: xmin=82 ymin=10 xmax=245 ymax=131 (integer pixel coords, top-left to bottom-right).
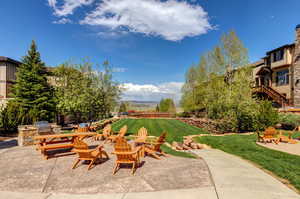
xmin=177 ymin=118 xmax=220 ymax=134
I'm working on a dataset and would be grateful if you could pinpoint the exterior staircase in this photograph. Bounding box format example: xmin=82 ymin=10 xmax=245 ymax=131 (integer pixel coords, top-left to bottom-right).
xmin=252 ymin=85 xmax=290 ymax=107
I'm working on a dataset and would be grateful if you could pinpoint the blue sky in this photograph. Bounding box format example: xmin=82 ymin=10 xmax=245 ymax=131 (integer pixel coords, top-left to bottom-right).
xmin=1 ymin=0 xmax=300 ymax=102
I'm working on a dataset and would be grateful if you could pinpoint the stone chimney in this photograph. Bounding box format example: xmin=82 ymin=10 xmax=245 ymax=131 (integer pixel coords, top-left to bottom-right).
xmin=292 ymin=25 xmax=300 ymax=107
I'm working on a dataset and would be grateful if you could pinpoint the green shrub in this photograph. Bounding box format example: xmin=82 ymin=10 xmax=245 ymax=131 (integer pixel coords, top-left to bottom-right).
xmin=0 ymin=101 xmax=23 ymax=134
xmin=214 ymin=100 xmax=279 ymax=133
xmin=176 ymin=112 xmax=191 ymax=118
xmin=253 ymin=100 xmax=279 ymax=131
xmin=278 ymin=113 xmax=300 ymax=130
xmin=216 ymin=116 xmax=238 ymax=133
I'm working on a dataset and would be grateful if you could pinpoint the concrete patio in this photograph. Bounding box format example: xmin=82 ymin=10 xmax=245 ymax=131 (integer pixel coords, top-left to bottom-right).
xmin=257 ymin=141 xmax=300 ymax=156
xmin=0 ymin=138 xmax=212 ymax=194
xmin=0 ymin=138 xmax=299 ymax=199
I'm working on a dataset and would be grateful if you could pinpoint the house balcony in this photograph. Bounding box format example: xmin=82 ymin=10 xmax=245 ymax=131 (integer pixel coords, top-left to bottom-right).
xmin=270 ymin=48 xmax=293 ymax=69
xmin=271 ymin=58 xmax=291 ymax=69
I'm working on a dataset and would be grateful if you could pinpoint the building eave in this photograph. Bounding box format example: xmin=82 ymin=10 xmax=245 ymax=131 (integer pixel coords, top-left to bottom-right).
xmin=266 ymin=43 xmax=295 ymax=55
xmin=0 ymin=56 xmax=22 ymax=65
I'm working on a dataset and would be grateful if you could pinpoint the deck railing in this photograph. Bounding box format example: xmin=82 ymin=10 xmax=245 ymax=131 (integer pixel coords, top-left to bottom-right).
xmin=252 ymin=85 xmax=290 ymax=107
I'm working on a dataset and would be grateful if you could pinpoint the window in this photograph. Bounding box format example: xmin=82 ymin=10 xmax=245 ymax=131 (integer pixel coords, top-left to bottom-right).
xmin=276 ymin=69 xmax=289 ymax=86
xmin=255 ymin=78 xmax=259 ymax=87
xmin=273 ymin=49 xmax=284 ymax=62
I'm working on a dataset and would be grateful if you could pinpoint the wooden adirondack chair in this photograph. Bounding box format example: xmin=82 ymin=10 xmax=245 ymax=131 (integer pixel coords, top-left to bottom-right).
xmin=72 ymin=137 xmax=109 ymax=170
xmin=145 ymin=132 xmax=167 ymax=159
xmin=262 ymin=127 xmax=279 ymax=144
xmin=134 ymin=127 xmax=148 ymax=144
xmin=106 ymin=125 xmax=127 ymax=143
xmin=112 ymin=137 xmax=142 ymax=175
xmin=94 ymin=124 xmax=112 ymax=141
xmin=278 ymin=131 xmax=298 ymax=144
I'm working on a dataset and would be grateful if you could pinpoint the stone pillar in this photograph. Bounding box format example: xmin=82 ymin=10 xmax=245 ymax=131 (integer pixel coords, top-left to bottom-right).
xmin=18 ymin=125 xmax=38 ymax=146
xmin=292 ymin=25 xmax=300 ymax=107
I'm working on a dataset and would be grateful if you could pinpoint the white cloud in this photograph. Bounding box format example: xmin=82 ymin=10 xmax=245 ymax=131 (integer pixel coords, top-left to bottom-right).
xmin=112 ymin=67 xmax=126 ymax=73
xmin=48 ymin=0 xmax=212 ymax=41
xmin=121 ymin=82 xmax=183 ymax=102
xmin=80 ymin=0 xmax=212 ymax=41
xmin=53 ymin=17 xmax=72 ymax=24
xmin=48 ymin=0 xmax=94 ymax=16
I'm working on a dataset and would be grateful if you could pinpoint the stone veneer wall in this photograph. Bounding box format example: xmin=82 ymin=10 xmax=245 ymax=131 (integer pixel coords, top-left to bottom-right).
xmin=293 ymin=26 xmax=300 ymax=107
xmin=18 ymin=124 xmax=61 ymax=146
xmin=18 ymin=126 xmax=39 ymax=146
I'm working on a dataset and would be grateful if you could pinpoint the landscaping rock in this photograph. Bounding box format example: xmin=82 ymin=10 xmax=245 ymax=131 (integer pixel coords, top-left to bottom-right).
xmin=175 ymin=143 xmax=184 ymax=150
xmin=182 ymin=144 xmax=191 ymax=150
xmin=183 ymin=138 xmax=193 ymax=146
xmin=190 ymin=143 xmax=198 ymax=149
xmin=177 ymin=118 xmax=220 ymax=134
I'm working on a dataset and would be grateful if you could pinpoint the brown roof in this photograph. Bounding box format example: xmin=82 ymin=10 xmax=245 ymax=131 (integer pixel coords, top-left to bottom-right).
xmin=251 ymin=59 xmax=265 ymax=67
xmin=0 ymin=56 xmax=21 ymax=65
xmin=266 ymin=43 xmax=295 ymax=55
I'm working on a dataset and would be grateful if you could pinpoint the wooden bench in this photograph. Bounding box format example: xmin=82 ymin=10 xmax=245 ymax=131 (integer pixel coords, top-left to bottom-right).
xmin=39 ymin=143 xmax=74 ymax=159
xmin=35 ymin=132 xmax=96 ymax=159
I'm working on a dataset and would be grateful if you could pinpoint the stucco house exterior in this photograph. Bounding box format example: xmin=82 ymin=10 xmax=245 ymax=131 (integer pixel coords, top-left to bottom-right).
xmin=252 ymin=25 xmax=300 ymax=108
xmin=0 ymin=56 xmax=20 ymax=106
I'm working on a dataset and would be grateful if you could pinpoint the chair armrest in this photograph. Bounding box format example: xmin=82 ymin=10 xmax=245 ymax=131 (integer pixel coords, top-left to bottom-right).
xmin=73 ymin=149 xmax=94 ymax=153
xmin=131 ymin=135 xmax=139 ymax=138
xmin=146 ymin=141 xmax=164 ymax=145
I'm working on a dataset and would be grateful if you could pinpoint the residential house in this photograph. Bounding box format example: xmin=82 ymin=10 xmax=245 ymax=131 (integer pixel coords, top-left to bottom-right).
xmin=253 ymin=25 xmax=300 ymax=108
xmin=0 ymin=56 xmax=20 ymax=106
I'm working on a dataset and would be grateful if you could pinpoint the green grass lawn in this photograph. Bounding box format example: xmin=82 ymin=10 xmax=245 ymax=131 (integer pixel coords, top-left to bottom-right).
xmin=111 ymin=118 xmax=208 ymax=158
xmin=196 ymin=134 xmax=300 ymax=192
xmin=112 ymin=118 xmax=208 ymax=143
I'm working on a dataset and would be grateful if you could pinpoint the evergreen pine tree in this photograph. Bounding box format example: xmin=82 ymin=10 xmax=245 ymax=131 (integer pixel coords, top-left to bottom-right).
xmin=155 ymin=104 xmax=160 ymax=112
xmin=12 ymin=40 xmax=55 ymax=124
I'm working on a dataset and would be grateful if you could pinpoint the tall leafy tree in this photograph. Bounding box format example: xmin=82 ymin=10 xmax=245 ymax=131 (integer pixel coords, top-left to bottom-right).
xmin=159 ymin=98 xmax=176 ymax=113
xmin=54 ymin=60 xmax=121 ymax=122
xmin=11 ymin=40 xmax=55 ymax=123
xmin=180 ymin=31 xmax=278 ymax=132
xmin=119 ymin=102 xmax=127 ymax=113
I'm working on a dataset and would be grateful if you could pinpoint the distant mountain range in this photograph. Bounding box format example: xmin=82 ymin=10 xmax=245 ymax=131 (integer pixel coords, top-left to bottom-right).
xmin=124 ymin=100 xmax=159 ymax=104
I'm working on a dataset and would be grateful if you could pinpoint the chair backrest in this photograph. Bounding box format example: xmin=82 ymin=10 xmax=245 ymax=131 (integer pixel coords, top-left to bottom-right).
xmin=76 ymin=127 xmax=89 ymax=133
xmin=73 ymin=137 xmax=88 ymax=150
xmin=154 ymin=132 xmax=167 ymax=151
xmin=114 ymin=137 xmax=134 ymax=161
xmin=137 ymin=127 xmax=148 ymax=137
xmin=103 ymin=124 xmax=112 ymax=137
xmin=73 ymin=137 xmax=96 ymax=159
xmin=264 ymin=127 xmax=277 ymax=137
xmin=118 ymin=125 xmax=127 ymax=137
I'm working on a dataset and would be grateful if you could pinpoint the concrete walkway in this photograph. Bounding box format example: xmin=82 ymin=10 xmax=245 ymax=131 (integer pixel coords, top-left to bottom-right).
xmin=257 ymin=141 xmax=300 ymax=156
xmin=192 ymin=149 xmax=300 ymax=199
xmin=1 ymin=148 xmax=300 ymax=199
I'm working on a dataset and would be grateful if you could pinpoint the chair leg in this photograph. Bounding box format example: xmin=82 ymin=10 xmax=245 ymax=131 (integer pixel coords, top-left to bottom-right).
xmin=161 ymin=151 xmax=168 ymax=157
xmin=145 ymin=148 xmax=161 ymax=159
xmin=150 ymin=152 xmax=161 ymax=160
xmin=102 ymin=151 xmax=109 ymax=159
xmin=88 ymin=159 xmax=95 ymax=170
xmin=131 ymin=162 xmax=136 ymax=175
xmin=113 ymin=163 xmax=119 ymax=175
xmin=72 ymin=159 xmax=81 ymax=169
